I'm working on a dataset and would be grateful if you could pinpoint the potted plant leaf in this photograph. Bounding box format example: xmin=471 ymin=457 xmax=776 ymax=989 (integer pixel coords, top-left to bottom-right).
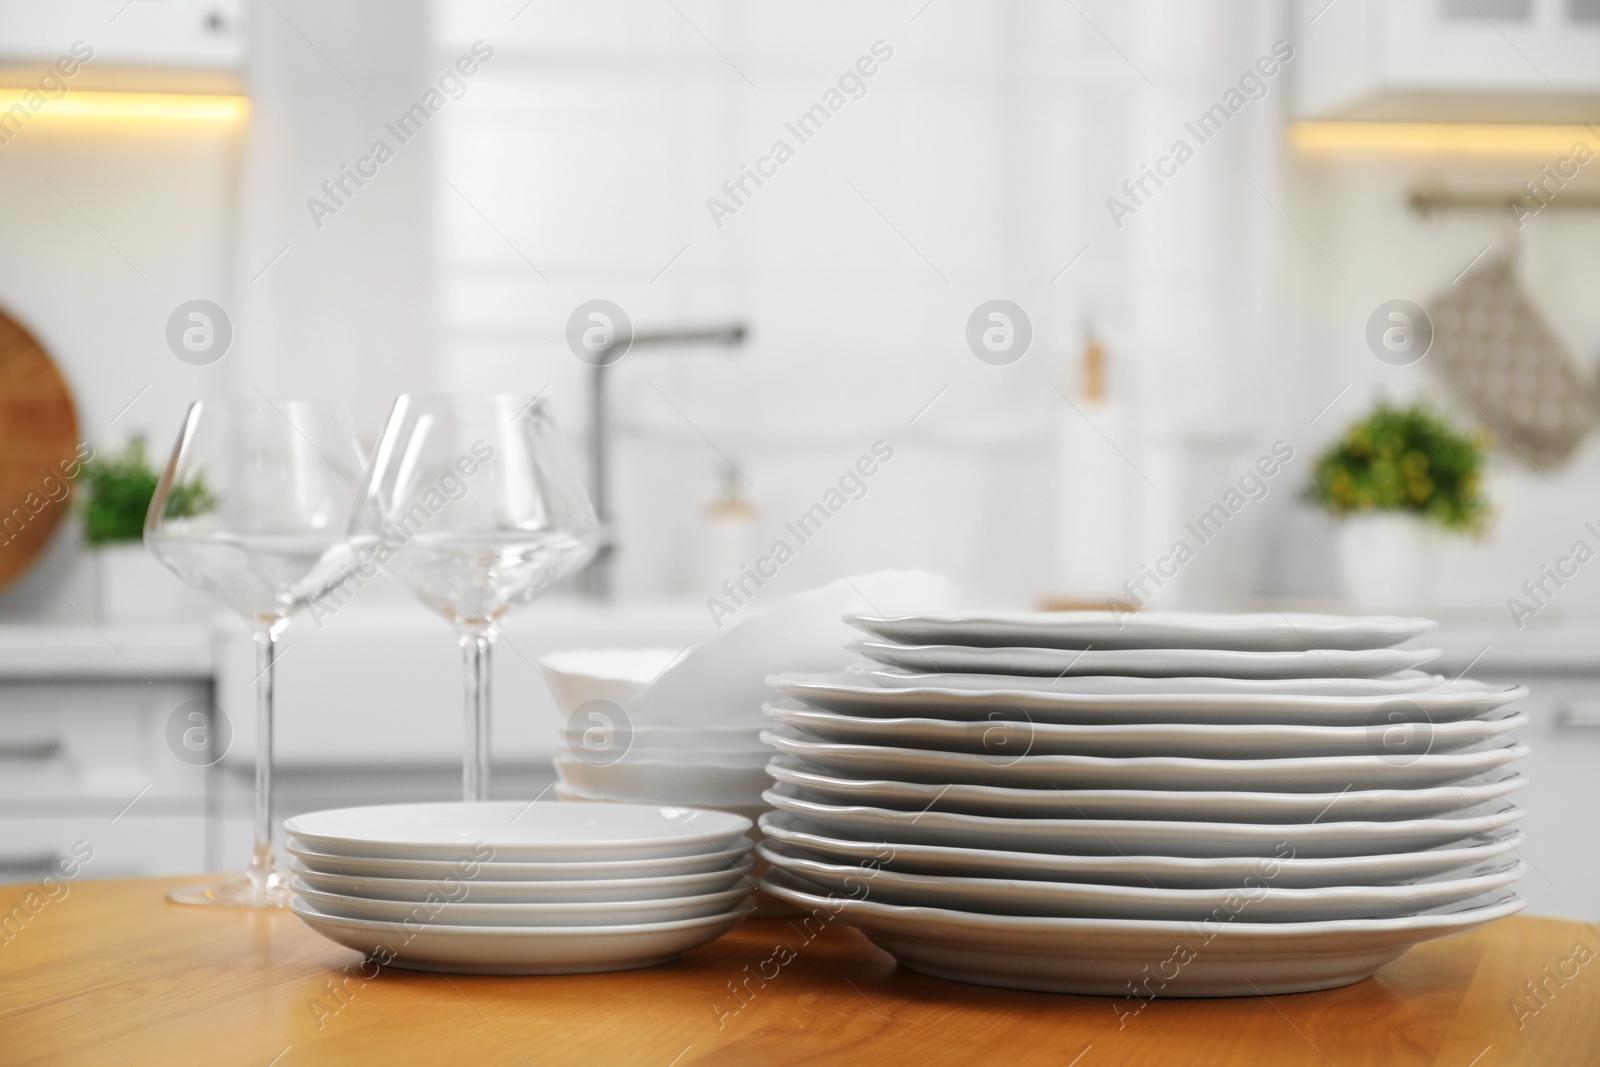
xmin=1305 ymin=403 xmax=1489 ymax=610
xmin=80 ymin=439 xmax=215 ymax=622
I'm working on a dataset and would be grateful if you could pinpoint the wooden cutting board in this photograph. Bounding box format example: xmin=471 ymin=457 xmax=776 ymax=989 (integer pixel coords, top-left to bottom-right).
xmin=0 ymin=307 xmax=79 ymax=593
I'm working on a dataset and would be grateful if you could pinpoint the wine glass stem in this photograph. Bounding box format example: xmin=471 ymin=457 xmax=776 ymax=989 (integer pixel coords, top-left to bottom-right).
xmin=249 ymin=622 xmax=283 ymax=896
xmin=459 ymin=627 xmax=494 ymax=802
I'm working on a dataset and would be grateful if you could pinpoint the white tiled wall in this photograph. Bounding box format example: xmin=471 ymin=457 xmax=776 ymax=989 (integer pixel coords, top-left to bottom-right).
xmin=430 ymin=0 xmax=1291 ymax=607
xmin=1272 ymin=150 xmax=1600 ymax=615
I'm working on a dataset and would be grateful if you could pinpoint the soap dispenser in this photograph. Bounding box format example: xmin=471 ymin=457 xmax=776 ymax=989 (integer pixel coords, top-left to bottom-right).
xmin=1049 ymin=318 xmax=1136 ymax=608
xmin=699 ymin=460 xmax=758 ymax=598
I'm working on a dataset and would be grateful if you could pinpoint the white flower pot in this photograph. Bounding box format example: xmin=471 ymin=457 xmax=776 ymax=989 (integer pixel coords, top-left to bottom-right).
xmin=96 ymin=543 xmax=208 ymax=623
xmin=1335 ymin=514 xmax=1433 ymax=612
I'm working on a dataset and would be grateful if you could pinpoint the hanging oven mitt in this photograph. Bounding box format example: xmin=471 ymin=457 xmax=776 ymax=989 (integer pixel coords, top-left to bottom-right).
xmin=1428 ymin=252 xmax=1599 ymax=467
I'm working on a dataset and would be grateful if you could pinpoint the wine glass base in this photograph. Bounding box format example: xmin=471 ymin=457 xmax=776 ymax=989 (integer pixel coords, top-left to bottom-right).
xmin=167 ymin=873 xmax=291 ymax=909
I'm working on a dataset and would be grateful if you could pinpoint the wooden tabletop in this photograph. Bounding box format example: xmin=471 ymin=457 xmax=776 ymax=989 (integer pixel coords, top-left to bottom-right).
xmin=2 ymin=877 xmax=1596 ymax=1066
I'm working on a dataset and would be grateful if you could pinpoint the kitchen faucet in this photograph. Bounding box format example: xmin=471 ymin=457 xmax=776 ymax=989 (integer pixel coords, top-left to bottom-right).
xmin=578 ymin=322 xmax=748 ymax=599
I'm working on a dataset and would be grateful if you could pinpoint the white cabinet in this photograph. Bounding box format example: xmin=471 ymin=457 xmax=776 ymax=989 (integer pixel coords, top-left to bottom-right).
xmin=1 ymin=605 xmax=710 ymax=882
xmin=1295 ymin=0 xmax=1600 ymax=117
xmin=202 ymin=597 xmax=707 ymax=872
xmin=0 ymin=625 xmax=214 ymax=881
xmin=1435 ymin=623 xmax=1600 ymax=922
xmin=5 ymin=612 xmax=1595 ymax=922
xmin=211 ymin=596 xmax=709 ymax=765
xmin=0 ymin=0 xmax=245 ymax=91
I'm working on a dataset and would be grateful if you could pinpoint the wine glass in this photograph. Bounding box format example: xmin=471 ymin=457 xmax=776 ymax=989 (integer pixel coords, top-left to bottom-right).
xmin=146 ymin=400 xmax=364 ymax=907
xmin=349 ymin=394 xmax=599 ymax=801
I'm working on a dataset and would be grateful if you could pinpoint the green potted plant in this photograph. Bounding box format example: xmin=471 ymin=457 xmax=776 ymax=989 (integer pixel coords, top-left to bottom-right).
xmin=80 ymin=439 xmax=214 ymax=622
xmin=1305 ymin=403 xmax=1489 ymax=610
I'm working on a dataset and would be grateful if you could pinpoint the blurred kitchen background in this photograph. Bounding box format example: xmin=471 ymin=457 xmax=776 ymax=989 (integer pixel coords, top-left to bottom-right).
xmin=1 ymin=0 xmax=1598 ymax=917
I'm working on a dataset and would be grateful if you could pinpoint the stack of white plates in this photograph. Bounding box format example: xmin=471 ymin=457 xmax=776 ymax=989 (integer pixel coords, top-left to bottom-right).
xmin=553 ymin=723 xmax=771 ymax=817
xmin=286 ymin=801 xmax=757 ymax=974
xmin=760 ymin=611 xmax=1530 ymax=996
xmin=541 ymin=648 xmax=771 ymax=818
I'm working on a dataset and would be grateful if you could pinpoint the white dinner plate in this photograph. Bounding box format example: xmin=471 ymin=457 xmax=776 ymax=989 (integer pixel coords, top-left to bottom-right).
xmin=852 ymin=641 xmax=1442 ymax=679
xmin=291 ymin=895 xmax=755 ymax=975
xmin=764 ymin=761 xmax=1528 ymax=822
xmin=763 ymin=702 xmax=1526 ymax=759
xmin=288 ymin=855 xmax=757 ymax=903
xmin=762 ymin=787 xmax=1522 ymax=858
xmin=290 ymin=878 xmax=753 ymax=927
xmin=285 ymin=836 xmax=755 ymax=881
xmin=846 ymin=611 xmax=1437 ymax=652
xmin=760 ymin=813 xmax=1525 ymax=889
xmin=762 ymin=730 xmax=1530 ymax=791
xmin=283 ymin=801 xmax=750 ymax=862
xmin=760 ymin=869 xmax=1523 ymax=996
xmin=848 ymin=665 xmax=1452 ymax=696
xmin=758 ymin=841 xmax=1523 ymax=922
xmin=771 ymin=675 xmax=1526 ymax=726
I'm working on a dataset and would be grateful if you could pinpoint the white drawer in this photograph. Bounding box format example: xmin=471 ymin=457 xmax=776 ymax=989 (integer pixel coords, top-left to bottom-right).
xmin=0 ymin=681 xmax=211 ymax=808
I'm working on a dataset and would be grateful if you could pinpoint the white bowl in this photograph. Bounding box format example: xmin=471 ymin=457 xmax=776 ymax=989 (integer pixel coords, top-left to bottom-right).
xmin=290 ymin=878 xmax=754 ymax=927
xmin=286 ymin=835 xmax=756 ymax=881
xmin=538 ymin=648 xmax=683 ymax=715
xmin=288 ymin=855 xmax=757 ymax=903
xmin=556 ymin=758 xmax=772 ymax=807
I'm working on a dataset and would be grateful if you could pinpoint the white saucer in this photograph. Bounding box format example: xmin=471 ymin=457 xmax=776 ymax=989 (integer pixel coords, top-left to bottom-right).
xmin=287 ymin=855 xmax=756 ymax=903
xmin=290 ymin=895 xmax=755 ymax=975
xmin=283 ymin=801 xmax=750 ymax=862
xmin=290 ymin=878 xmax=752 ymax=927
xmin=285 ymin=835 xmax=755 ymax=881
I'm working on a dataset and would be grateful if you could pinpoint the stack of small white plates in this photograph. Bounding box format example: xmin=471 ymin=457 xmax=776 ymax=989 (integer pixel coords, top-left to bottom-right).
xmin=760 ymin=611 xmax=1530 ymax=996
xmin=286 ymin=801 xmax=757 ymax=974
xmin=553 ymin=722 xmax=771 ymax=819
xmin=541 ymin=648 xmax=771 ymax=819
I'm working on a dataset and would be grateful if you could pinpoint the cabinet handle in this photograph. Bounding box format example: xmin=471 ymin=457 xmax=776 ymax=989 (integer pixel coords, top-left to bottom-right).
xmin=0 ymin=853 xmax=63 ymax=876
xmin=0 ymin=741 xmax=63 ymax=761
xmin=1557 ymin=701 xmax=1600 ymax=728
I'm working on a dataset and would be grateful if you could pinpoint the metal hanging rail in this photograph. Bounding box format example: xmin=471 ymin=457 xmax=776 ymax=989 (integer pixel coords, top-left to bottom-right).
xmin=1408 ymin=184 xmax=1600 ymax=216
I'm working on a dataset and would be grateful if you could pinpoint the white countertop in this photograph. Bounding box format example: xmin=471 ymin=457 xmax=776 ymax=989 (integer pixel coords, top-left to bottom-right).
xmin=1429 ymin=617 xmax=1600 ymax=675
xmin=0 ymin=623 xmax=213 ymax=681
xmin=0 ymin=607 xmax=1595 ymax=684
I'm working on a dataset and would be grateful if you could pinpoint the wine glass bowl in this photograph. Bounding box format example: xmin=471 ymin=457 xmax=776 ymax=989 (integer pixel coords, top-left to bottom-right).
xmin=148 ymin=405 xmax=362 ymax=622
xmin=146 ymin=399 xmax=365 ymax=907
xmin=350 ymin=394 xmax=599 ymax=801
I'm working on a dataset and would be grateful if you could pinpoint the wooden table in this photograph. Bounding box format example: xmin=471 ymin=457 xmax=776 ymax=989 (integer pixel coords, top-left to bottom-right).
xmin=2 ymin=877 xmax=1597 ymax=1066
